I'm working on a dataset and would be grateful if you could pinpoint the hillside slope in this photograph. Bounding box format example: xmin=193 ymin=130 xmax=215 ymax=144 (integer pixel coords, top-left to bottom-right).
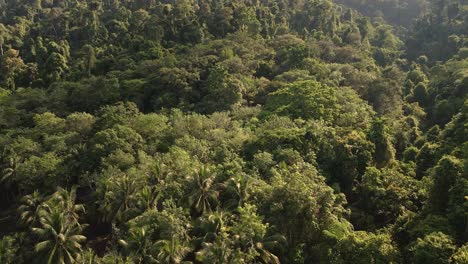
xmin=0 ymin=0 xmax=466 ymax=263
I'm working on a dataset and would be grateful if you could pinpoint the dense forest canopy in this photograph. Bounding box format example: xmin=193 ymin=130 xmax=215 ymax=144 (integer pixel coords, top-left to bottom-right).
xmin=335 ymin=0 xmax=429 ymax=26
xmin=0 ymin=0 xmax=466 ymax=263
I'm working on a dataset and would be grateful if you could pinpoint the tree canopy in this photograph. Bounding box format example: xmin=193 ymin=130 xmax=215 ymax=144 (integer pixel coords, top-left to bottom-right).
xmin=0 ymin=0 xmax=467 ymax=263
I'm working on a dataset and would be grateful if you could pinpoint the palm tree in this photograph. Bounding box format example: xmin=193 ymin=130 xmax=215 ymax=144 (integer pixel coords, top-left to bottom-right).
xmin=225 ymin=175 xmax=251 ymax=208
xmin=17 ymin=191 xmax=43 ymax=228
xmin=99 ymin=251 xmax=132 ymax=264
xmin=188 ymin=166 xmax=220 ymax=214
xmin=77 ymin=248 xmax=97 ymax=264
xmin=252 ymin=234 xmax=286 ymax=264
xmin=0 ymin=156 xmax=17 ymax=184
xmin=1 ymin=154 xmax=20 ymax=199
xmin=99 ymin=173 xmax=141 ymax=223
xmin=31 ymin=187 xmax=88 ymax=263
xmin=154 ymin=237 xmax=191 ymax=264
xmin=50 ymin=186 xmax=85 ymax=229
xmin=137 ymin=186 xmax=161 ymax=211
xmin=32 ymin=207 xmax=86 ymax=264
xmin=118 ymin=228 xmax=156 ymax=263
xmin=207 ymin=210 xmax=229 ymax=234
xmin=195 ymin=232 xmax=235 ymax=264
xmin=194 ymin=209 xmax=230 ymax=247
xmin=196 ymin=232 xmax=285 ymax=264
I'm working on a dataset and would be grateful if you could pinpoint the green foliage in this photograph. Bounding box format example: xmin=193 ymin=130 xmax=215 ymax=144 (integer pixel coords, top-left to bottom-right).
xmin=336 ymin=0 xmax=427 ymax=26
xmin=264 ymin=80 xmax=338 ymax=121
xmin=0 ymin=0 xmax=465 ymax=263
xmin=31 ymin=187 xmax=87 ymax=264
xmin=410 ymin=232 xmax=457 ymax=264
xmin=367 ymin=118 xmax=395 ymax=168
xmin=429 ymin=155 xmax=464 ymax=212
xmin=201 ymin=65 xmax=244 ymax=113
xmin=354 ymin=166 xmax=423 ymax=228
xmin=257 ymin=162 xmax=349 ymax=260
xmin=451 ymin=244 xmax=468 ymax=264
xmin=0 ymin=235 xmax=18 ymax=264
xmin=334 ymin=231 xmax=401 ymax=263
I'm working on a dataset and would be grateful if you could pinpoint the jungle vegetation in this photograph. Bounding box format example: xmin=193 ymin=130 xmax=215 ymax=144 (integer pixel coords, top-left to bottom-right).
xmin=0 ymin=0 xmax=467 ymax=263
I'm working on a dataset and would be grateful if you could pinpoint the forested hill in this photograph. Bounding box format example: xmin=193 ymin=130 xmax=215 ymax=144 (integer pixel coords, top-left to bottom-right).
xmin=335 ymin=0 xmax=429 ymax=26
xmin=0 ymin=0 xmax=467 ymax=263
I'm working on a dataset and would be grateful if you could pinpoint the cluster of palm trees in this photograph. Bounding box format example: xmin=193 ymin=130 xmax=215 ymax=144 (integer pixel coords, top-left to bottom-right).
xmin=119 ymin=230 xmax=192 ymax=264
xmin=14 ymin=165 xmax=284 ymax=264
xmin=18 ymin=187 xmax=86 ymax=264
xmin=107 ymin=165 xmax=285 ymax=263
